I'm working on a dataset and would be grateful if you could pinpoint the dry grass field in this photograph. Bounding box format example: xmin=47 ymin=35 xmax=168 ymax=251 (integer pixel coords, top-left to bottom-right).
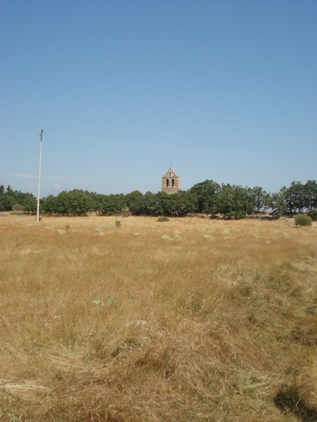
xmin=0 ymin=215 xmax=317 ymax=421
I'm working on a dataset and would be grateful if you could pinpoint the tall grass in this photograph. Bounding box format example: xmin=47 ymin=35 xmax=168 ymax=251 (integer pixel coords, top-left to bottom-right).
xmin=0 ymin=216 xmax=316 ymax=421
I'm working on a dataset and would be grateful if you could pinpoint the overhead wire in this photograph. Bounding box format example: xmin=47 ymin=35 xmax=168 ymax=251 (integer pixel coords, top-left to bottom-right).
xmin=0 ymin=129 xmax=306 ymax=157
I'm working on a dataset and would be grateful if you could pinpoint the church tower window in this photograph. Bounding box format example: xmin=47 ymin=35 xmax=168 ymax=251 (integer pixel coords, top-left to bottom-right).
xmin=161 ymin=166 xmax=180 ymax=194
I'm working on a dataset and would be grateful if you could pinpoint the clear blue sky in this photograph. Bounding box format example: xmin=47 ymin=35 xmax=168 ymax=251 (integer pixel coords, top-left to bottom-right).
xmin=1 ymin=0 xmax=316 ymax=197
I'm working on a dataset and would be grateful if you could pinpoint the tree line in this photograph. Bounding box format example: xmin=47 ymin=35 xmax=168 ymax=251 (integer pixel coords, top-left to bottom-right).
xmin=1 ymin=180 xmax=317 ymax=219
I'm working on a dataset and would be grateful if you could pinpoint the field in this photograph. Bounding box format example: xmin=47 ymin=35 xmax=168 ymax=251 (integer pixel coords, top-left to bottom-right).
xmin=0 ymin=215 xmax=317 ymax=421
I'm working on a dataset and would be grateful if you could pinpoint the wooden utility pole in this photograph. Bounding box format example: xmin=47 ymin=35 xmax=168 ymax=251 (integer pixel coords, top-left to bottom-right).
xmin=36 ymin=129 xmax=43 ymax=223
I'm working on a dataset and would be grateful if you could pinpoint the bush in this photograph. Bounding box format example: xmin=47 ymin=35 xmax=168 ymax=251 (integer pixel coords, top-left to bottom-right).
xmin=234 ymin=210 xmax=246 ymax=220
xmin=12 ymin=204 xmax=24 ymax=212
xmin=307 ymin=210 xmax=317 ymax=221
xmin=157 ymin=216 xmax=169 ymax=222
xmin=295 ymin=214 xmax=312 ymax=227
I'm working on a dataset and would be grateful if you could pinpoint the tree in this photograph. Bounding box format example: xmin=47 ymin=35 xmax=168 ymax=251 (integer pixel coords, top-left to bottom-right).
xmin=232 ymin=186 xmax=251 ymax=217
xmin=167 ymin=191 xmax=197 ymax=216
xmin=0 ymin=186 xmax=36 ymax=213
xmin=0 ymin=194 xmax=13 ymax=211
xmin=97 ymin=194 xmax=126 ymax=215
xmin=307 ymin=210 xmax=317 ymax=221
xmin=285 ymin=181 xmax=306 ymax=213
xmin=154 ymin=191 xmax=171 ymax=216
xmin=44 ymin=190 xmax=92 ymax=215
xmin=269 ymin=188 xmax=287 ymax=216
xmin=142 ymin=191 xmax=159 ymax=215
xmin=189 ymin=180 xmax=220 ymax=214
xmin=42 ymin=195 xmax=58 ymax=214
xmin=22 ymin=193 xmax=37 ymax=214
xmin=85 ymin=191 xmax=100 ymax=213
xmin=125 ymin=191 xmax=144 ymax=215
xmin=216 ymin=184 xmax=249 ymax=218
xmin=216 ymin=184 xmax=234 ymax=217
xmin=304 ymin=180 xmax=317 ymax=210
xmin=247 ymin=186 xmax=270 ymax=213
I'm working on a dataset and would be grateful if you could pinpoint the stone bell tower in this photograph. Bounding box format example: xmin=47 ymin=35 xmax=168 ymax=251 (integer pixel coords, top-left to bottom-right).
xmin=161 ymin=165 xmax=180 ymax=194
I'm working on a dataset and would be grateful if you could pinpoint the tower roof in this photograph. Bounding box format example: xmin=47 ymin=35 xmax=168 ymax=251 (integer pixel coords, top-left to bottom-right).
xmin=162 ymin=166 xmax=179 ymax=178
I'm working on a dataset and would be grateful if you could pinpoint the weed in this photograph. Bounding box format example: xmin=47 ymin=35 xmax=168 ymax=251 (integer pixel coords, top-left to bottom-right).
xmin=105 ymin=295 xmax=120 ymax=305
xmin=161 ymin=234 xmax=172 ymax=240
xmin=92 ymin=299 xmax=104 ymax=306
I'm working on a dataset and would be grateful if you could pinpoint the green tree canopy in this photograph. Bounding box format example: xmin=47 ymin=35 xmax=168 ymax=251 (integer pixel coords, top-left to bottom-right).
xmin=43 ymin=190 xmax=92 ymax=215
xmin=125 ymin=190 xmax=144 ymax=215
xmin=0 ymin=186 xmax=36 ymax=213
xmin=3 ymin=178 xmax=317 ymax=217
xmin=285 ymin=181 xmax=306 ymax=213
xmin=96 ymin=194 xmax=126 ymax=215
xmin=304 ymin=180 xmax=317 ymax=210
xmin=189 ymin=180 xmax=220 ymax=214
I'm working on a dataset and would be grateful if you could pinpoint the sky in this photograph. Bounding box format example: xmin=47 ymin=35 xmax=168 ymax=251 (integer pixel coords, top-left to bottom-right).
xmin=1 ymin=0 xmax=316 ymax=197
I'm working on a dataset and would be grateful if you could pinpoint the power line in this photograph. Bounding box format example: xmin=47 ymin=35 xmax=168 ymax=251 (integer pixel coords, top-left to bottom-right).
xmin=0 ymin=129 xmax=310 ymax=157
xmin=45 ymin=131 xmax=201 ymax=151
xmin=1 ymin=129 xmax=209 ymax=152
xmin=0 ymin=130 xmax=36 ymax=136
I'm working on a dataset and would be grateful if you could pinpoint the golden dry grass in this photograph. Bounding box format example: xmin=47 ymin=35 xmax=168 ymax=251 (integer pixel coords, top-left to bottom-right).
xmin=0 ymin=215 xmax=317 ymax=421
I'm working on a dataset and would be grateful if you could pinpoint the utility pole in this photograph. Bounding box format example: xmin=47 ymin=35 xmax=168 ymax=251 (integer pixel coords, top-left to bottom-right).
xmin=36 ymin=129 xmax=43 ymax=223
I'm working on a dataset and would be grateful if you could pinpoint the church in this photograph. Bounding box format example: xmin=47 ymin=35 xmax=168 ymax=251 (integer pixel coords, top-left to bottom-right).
xmin=161 ymin=166 xmax=180 ymax=194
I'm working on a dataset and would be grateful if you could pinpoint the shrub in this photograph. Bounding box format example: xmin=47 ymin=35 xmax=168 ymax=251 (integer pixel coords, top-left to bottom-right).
xmin=307 ymin=210 xmax=317 ymax=221
xmin=295 ymin=214 xmax=312 ymax=227
xmin=12 ymin=204 xmax=24 ymax=212
xmin=234 ymin=210 xmax=246 ymax=220
xmin=157 ymin=216 xmax=169 ymax=222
